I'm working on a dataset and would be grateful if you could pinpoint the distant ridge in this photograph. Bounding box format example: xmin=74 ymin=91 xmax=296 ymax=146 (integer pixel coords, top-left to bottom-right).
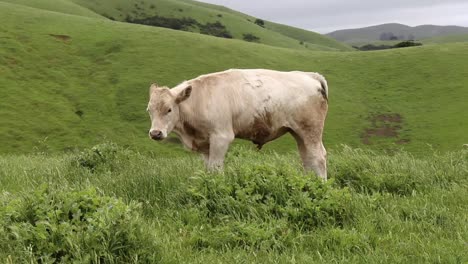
xmin=327 ymin=23 xmax=468 ymax=44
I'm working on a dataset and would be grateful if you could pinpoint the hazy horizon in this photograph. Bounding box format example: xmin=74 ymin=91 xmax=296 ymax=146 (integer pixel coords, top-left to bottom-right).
xmin=196 ymin=0 xmax=468 ymax=33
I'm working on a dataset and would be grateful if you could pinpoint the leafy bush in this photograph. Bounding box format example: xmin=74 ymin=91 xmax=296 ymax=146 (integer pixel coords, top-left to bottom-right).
xmin=394 ymin=40 xmax=422 ymax=48
xmin=356 ymin=41 xmax=423 ymax=51
xmin=199 ymin=21 xmax=233 ymax=39
xmin=188 ymin=161 xmax=354 ymax=229
xmin=182 ymin=155 xmax=353 ymax=250
xmin=243 ymin=33 xmax=260 ymax=42
xmin=254 ymin=19 xmax=265 ymax=27
xmin=126 ymin=16 xmax=233 ymax=39
xmin=74 ymin=142 xmax=129 ymax=172
xmin=0 ymin=186 xmax=159 ymax=263
xmin=189 ymin=219 xmax=295 ymax=251
xmin=126 ymin=15 xmax=197 ymax=30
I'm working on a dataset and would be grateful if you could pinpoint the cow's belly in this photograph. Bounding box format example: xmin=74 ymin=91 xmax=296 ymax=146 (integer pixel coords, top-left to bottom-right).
xmin=235 ymin=122 xmax=290 ymax=149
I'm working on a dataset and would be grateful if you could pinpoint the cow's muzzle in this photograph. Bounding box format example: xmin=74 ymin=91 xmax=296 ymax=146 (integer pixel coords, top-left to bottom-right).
xmin=149 ymin=130 xmax=164 ymax=141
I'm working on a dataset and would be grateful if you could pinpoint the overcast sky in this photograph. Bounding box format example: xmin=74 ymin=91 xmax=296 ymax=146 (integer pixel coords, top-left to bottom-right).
xmin=197 ymin=0 xmax=468 ymax=33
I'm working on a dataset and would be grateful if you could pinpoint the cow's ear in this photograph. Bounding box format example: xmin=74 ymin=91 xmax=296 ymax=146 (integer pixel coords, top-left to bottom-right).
xmin=176 ymin=85 xmax=192 ymax=104
xmin=149 ymin=83 xmax=159 ymax=95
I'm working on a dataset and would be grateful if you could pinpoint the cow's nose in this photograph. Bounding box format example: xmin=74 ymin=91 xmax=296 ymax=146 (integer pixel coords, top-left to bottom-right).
xmin=149 ymin=130 xmax=163 ymax=140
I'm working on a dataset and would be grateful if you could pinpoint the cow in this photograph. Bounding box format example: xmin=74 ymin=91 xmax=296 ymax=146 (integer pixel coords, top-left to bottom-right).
xmin=147 ymin=69 xmax=329 ymax=180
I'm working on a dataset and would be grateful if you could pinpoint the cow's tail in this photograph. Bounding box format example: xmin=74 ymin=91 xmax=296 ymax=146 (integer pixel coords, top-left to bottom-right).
xmin=309 ymin=72 xmax=328 ymax=101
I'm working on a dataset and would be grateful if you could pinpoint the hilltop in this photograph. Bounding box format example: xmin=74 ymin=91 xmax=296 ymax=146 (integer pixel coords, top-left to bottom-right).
xmin=327 ymin=23 xmax=468 ymax=45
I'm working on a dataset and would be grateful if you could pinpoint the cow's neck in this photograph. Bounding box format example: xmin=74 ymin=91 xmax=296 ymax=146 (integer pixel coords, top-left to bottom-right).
xmin=173 ymin=106 xmax=199 ymax=150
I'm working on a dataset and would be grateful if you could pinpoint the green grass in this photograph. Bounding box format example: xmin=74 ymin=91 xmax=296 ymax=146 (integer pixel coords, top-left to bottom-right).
xmin=1 ymin=144 xmax=467 ymax=262
xmin=1 ymin=1 xmax=468 ymax=156
xmin=0 ymin=0 xmax=103 ymax=18
xmin=1 ymin=1 xmax=467 ymax=262
xmin=67 ymin=0 xmax=351 ymax=51
xmin=265 ymin=21 xmax=354 ymax=51
xmin=421 ymin=34 xmax=468 ymax=44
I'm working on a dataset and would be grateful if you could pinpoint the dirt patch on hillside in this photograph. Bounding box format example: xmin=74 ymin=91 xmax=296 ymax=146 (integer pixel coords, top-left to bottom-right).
xmin=5 ymin=56 xmax=18 ymax=66
xmin=49 ymin=34 xmax=71 ymax=43
xmin=362 ymin=113 xmax=409 ymax=145
xmin=396 ymin=139 xmax=411 ymax=145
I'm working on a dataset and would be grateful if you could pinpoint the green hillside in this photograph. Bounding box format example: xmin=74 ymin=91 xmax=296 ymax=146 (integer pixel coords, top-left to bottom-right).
xmin=265 ymin=21 xmax=354 ymax=51
xmin=1 ymin=1 xmax=468 ymax=157
xmin=328 ymin=23 xmax=468 ymax=44
xmin=68 ymin=0 xmax=352 ymax=51
xmin=0 ymin=0 xmax=103 ymax=18
xmin=421 ymin=34 xmax=468 ymax=44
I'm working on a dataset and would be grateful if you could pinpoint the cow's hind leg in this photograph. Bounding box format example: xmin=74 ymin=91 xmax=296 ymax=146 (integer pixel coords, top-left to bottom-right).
xmin=291 ymin=131 xmax=327 ymax=181
xmin=207 ymin=132 xmax=234 ymax=171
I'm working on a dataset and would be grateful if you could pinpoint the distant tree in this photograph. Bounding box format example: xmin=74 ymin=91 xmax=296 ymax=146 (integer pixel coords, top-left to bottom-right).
xmin=126 ymin=15 xmax=198 ymax=30
xmin=243 ymin=33 xmax=260 ymax=42
xmin=394 ymin=40 xmax=422 ymax=48
xmin=358 ymin=44 xmax=393 ymax=51
xmin=357 ymin=40 xmax=422 ymax=51
xmin=254 ymin=18 xmax=265 ymax=27
xmin=199 ymin=21 xmax=233 ymax=38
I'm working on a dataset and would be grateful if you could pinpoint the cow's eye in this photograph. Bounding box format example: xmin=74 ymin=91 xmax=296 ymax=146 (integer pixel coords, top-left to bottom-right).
xmin=167 ymin=108 xmax=172 ymax=114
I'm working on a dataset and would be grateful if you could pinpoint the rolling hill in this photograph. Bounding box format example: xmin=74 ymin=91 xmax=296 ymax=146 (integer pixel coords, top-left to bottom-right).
xmin=327 ymin=23 xmax=468 ymax=45
xmin=0 ymin=1 xmax=468 ymax=157
xmin=421 ymin=33 xmax=468 ymax=44
xmin=69 ymin=0 xmax=353 ymax=51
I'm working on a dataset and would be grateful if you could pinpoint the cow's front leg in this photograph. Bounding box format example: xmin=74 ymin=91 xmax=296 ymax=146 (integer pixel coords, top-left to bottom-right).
xmin=201 ymin=153 xmax=210 ymax=167
xmin=207 ymin=133 xmax=234 ymax=171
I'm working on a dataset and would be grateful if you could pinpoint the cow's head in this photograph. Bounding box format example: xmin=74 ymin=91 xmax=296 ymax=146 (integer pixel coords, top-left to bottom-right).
xmin=147 ymin=83 xmax=192 ymax=141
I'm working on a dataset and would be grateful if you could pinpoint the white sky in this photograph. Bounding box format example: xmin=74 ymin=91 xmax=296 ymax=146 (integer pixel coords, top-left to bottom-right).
xmin=196 ymin=0 xmax=468 ymax=33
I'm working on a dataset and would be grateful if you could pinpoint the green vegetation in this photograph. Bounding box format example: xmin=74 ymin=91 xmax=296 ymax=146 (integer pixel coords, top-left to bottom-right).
xmin=421 ymin=33 xmax=468 ymax=44
xmin=0 ymin=0 xmax=103 ymax=18
xmin=1 ymin=1 xmax=468 ymax=262
xmin=266 ymin=21 xmax=355 ymax=51
xmin=0 ymin=185 xmax=158 ymax=262
xmin=1 ymin=144 xmax=467 ymax=262
xmin=243 ymin=33 xmax=260 ymax=42
xmin=69 ymin=0 xmax=350 ymax=51
xmin=355 ymin=40 xmax=423 ymax=51
xmin=1 ymin=1 xmax=467 ymax=156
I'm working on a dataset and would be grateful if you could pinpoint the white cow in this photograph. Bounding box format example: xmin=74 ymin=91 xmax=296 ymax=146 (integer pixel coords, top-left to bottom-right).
xmin=147 ymin=69 xmax=329 ymax=180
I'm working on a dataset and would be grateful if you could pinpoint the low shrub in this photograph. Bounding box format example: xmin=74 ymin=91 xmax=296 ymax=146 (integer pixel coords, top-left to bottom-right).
xmin=126 ymin=15 xmax=197 ymax=31
xmin=0 ymin=186 xmax=159 ymax=263
xmin=199 ymin=21 xmax=233 ymax=39
xmin=254 ymin=19 xmax=265 ymax=27
xmin=188 ymin=160 xmax=354 ymax=230
xmin=126 ymin=16 xmax=233 ymax=39
xmin=243 ymin=33 xmax=260 ymax=42
xmin=74 ymin=142 xmax=128 ymax=172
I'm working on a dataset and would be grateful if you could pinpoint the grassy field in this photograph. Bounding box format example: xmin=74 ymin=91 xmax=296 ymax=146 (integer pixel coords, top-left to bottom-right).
xmin=421 ymin=34 xmax=468 ymax=44
xmin=1 ymin=1 xmax=468 ymax=262
xmin=1 ymin=1 xmax=467 ymax=156
xmin=1 ymin=144 xmax=467 ymax=263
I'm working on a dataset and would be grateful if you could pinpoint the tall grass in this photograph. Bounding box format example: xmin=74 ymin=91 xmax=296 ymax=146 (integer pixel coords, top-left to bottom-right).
xmin=1 ymin=144 xmax=467 ymax=263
